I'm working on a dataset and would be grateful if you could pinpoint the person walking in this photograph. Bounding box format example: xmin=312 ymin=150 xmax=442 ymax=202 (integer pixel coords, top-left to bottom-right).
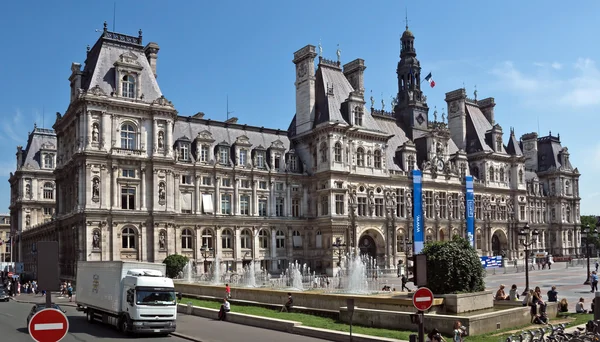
xmin=401 ymin=273 xmax=411 ymax=292
xmin=225 ymin=283 xmax=231 ymax=299
xmin=280 ymin=293 xmax=293 ymax=312
xmin=591 ymin=271 xmax=599 ymax=292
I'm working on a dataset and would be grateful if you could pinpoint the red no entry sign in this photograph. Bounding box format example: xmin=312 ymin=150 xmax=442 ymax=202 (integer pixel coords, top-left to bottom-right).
xmin=28 ymin=308 xmax=69 ymax=342
xmin=413 ymin=287 xmax=434 ymax=311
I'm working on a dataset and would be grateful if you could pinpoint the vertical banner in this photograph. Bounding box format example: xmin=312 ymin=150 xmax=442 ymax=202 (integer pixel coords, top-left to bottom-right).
xmin=413 ymin=170 xmax=424 ymax=254
xmin=465 ymin=175 xmax=475 ymax=247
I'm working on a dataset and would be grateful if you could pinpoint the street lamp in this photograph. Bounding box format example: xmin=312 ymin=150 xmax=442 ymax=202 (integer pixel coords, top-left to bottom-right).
xmin=581 ymin=224 xmax=597 ymax=285
xmin=200 ymin=244 xmax=213 ymax=274
xmin=518 ymin=223 xmax=538 ymax=295
xmin=332 ymin=237 xmax=346 ymax=267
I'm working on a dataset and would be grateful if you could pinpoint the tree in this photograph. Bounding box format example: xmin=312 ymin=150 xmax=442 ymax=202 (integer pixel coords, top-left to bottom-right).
xmin=581 ymin=215 xmax=600 ymax=251
xmin=421 ymin=236 xmax=486 ymax=294
xmin=163 ymin=254 xmax=189 ymax=279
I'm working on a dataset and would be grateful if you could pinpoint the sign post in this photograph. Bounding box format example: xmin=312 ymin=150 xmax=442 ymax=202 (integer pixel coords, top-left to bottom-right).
xmin=28 ymin=308 xmax=69 ymax=342
xmin=412 ymin=287 xmax=434 ymax=342
xmin=37 ymin=242 xmax=59 ymax=309
xmin=347 ymin=298 xmax=355 ymax=342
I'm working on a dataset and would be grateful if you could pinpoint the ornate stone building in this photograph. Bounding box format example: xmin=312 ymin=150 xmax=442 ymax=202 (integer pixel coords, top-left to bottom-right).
xmin=0 ymin=214 xmax=11 ymax=262
xmin=14 ymin=24 xmax=581 ymax=280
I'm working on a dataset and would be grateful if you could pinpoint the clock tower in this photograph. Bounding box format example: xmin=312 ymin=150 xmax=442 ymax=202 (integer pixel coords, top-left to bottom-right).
xmin=394 ymin=25 xmax=429 ymax=140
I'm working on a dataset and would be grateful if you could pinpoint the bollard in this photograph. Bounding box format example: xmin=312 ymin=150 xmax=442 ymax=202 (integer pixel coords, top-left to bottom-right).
xmin=493 ymin=268 xmax=496 ymax=275
xmin=504 ymin=266 xmax=507 ymax=274
xmin=187 ymin=301 xmax=193 ymax=315
xmin=409 ymin=334 xmax=418 ymax=342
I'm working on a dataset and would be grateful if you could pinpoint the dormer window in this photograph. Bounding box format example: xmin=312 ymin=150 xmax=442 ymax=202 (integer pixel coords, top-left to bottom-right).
xmin=200 ymin=145 xmax=209 ymax=162
xmin=239 ymin=149 xmax=248 ymax=166
xmin=122 ymin=75 xmax=136 ymax=98
xmin=320 ymin=143 xmax=328 ymax=163
xmin=120 ymin=124 xmax=136 ymax=150
xmin=180 ymin=144 xmax=190 ymax=161
xmin=288 ymin=155 xmax=297 ymax=171
xmin=334 ymin=142 xmax=342 ymax=162
xmin=374 ymin=149 xmax=382 ymax=169
xmin=43 ymin=154 xmax=54 ymax=169
xmin=218 ymin=147 xmax=229 ymax=165
xmin=354 ymin=106 xmax=363 ymax=126
xmin=488 ymin=166 xmax=494 ymax=181
xmin=274 ymin=153 xmax=281 ymax=170
xmin=256 ymin=151 xmax=265 ymax=168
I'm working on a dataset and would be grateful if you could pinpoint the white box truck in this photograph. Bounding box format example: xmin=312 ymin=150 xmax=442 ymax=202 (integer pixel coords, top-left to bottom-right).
xmin=76 ymin=261 xmax=177 ymax=335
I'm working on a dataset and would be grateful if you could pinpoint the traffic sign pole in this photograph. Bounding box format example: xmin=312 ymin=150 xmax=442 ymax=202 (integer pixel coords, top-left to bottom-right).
xmin=412 ymin=287 xmax=434 ymax=342
xmin=28 ymin=308 xmax=69 ymax=342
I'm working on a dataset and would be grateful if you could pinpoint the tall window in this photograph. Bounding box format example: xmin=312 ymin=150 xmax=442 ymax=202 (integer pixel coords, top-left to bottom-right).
xmin=292 ymin=230 xmax=302 ymax=248
xmin=276 ymin=197 xmax=284 ymax=217
xmin=374 ymin=150 xmax=382 ymax=169
xmin=121 ymin=187 xmax=136 ymax=210
xmin=335 ymin=194 xmax=344 ymax=215
xmin=424 ymin=191 xmax=434 ymax=218
xmin=357 ymin=197 xmax=367 ymax=216
xmin=221 ymin=229 xmax=233 ymax=249
xmin=43 ymin=182 xmax=54 ymax=199
xmin=241 ymin=230 xmax=252 ymax=249
xmin=258 ymin=198 xmax=268 ymax=216
xmin=519 ymin=169 xmax=524 ymax=183
xmin=292 ymin=199 xmax=300 ymax=217
xmin=180 ymin=144 xmax=190 ymax=161
xmin=221 ymin=194 xmax=231 ymax=215
xmin=121 ymin=227 xmax=136 ymax=249
xmin=201 ymin=229 xmax=213 ymax=248
xmin=320 ymin=142 xmax=328 ymax=163
xmin=276 ymin=230 xmax=285 ymax=248
xmin=219 ymin=147 xmax=229 ymax=165
xmin=396 ymin=189 xmax=406 ymax=218
xmin=239 ymin=149 xmax=247 ymax=166
xmin=44 ymin=154 xmax=54 ymax=169
xmin=334 ymin=142 xmax=342 ymax=162
xmin=200 ymin=145 xmax=209 ymax=162
xmin=354 ymin=106 xmax=363 ymax=126
xmin=488 ymin=166 xmax=495 ymax=181
xmin=289 ymin=155 xmax=297 ymax=171
xmin=274 ymin=153 xmax=282 ymax=170
xmin=375 ymin=198 xmax=384 ymax=217
xmin=356 ymin=147 xmax=365 ymax=167
xmin=122 ymin=75 xmax=136 ymax=98
xmin=120 ymin=124 xmax=136 ymax=150
xmin=256 ymin=152 xmax=265 ymax=168
xmin=181 ymin=229 xmax=193 ymax=249
xmin=259 ymin=229 xmax=269 ymax=248
xmin=320 ymin=195 xmax=329 ymax=215
xmin=240 ymin=195 xmax=250 ymax=215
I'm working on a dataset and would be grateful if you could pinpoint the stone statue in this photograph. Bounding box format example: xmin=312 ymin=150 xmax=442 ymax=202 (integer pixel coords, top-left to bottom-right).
xmin=26 ymin=215 xmax=30 ymax=226
xmin=159 ymin=231 xmax=166 ymax=249
xmin=318 ymin=41 xmax=323 ymax=57
xmin=158 ymin=131 xmax=164 ymax=149
xmin=336 ymin=44 xmax=341 ymax=62
xmin=391 ymin=96 xmax=398 ymax=108
xmin=25 ymin=184 xmax=31 ymax=198
xmin=92 ymin=178 xmax=100 ymax=201
xmin=381 ymin=97 xmax=385 ymax=111
xmin=92 ymin=230 xmax=100 ymax=249
xmin=92 ymin=123 xmax=99 ymax=142
xmin=441 ymin=111 xmax=445 ymax=123
xmin=433 ymin=107 xmax=438 ymax=122
xmin=370 ymin=92 xmax=375 ymax=108
xmin=408 ymin=90 xmax=414 ymax=101
xmin=158 ymin=183 xmax=166 ymax=202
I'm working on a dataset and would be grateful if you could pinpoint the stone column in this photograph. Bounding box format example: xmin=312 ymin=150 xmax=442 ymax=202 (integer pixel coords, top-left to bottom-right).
xmin=302 ymin=186 xmax=308 ymax=217
xmin=85 ymin=163 xmax=92 ymax=207
xmin=75 ymin=114 xmax=80 ymax=151
xmin=174 ymin=174 xmax=180 ymax=213
xmin=153 ymin=119 xmax=158 ymax=155
xmin=140 ymin=166 xmax=147 ymax=210
xmin=153 ymin=170 xmax=159 ymax=211
xmin=234 ymin=227 xmax=241 ymax=271
xmin=251 ymin=180 xmax=258 ymax=216
xmin=269 ymin=181 xmax=275 ymax=216
xmin=286 ymin=182 xmax=291 ymax=217
xmin=166 ymin=121 xmax=173 ymax=157
xmin=140 ymin=223 xmax=147 ymax=262
xmin=234 ymin=178 xmax=240 ymax=215
xmin=112 ymin=166 xmax=119 ymax=209
xmin=195 ymin=174 xmax=201 ymax=214
xmin=86 ymin=110 xmax=92 ymax=148
xmin=166 ymin=171 xmax=174 ymax=212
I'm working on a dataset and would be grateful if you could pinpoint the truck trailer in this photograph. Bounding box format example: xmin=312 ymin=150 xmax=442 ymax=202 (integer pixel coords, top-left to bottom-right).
xmin=76 ymin=261 xmax=177 ymax=335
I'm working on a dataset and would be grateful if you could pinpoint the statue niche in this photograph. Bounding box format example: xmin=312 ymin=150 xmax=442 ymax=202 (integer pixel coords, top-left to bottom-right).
xmin=158 ymin=131 xmax=165 ymax=149
xmin=158 ymin=182 xmax=166 ymax=205
xmin=92 ymin=177 xmax=100 ymax=202
xmin=92 ymin=230 xmax=101 ymax=249
xmin=92 ymin=123 xmax=100 ymax=143
xmin=159 ymin=230 xmax=167 ymax=250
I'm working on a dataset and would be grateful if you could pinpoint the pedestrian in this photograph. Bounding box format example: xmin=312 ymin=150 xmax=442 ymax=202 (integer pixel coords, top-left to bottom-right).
xmin=547 ymin=286 xmax=558 ymax=302
xmin=225 ymin=283 xmax=231 ymax=299
xmin=592 ymin=271 xmax=599 ymax=293
xmin=67 ymin=283 xmax=73 ymax=302
xmin=401 ymin=273 xmax=410 ymax=292
xmin=218 ymin=298 xmax=230 ymax=320
xmin=453 ymin=321 xmax=466 ymax=342
xmin=596 ymin=261 xmax=599 ymax=272
xmin=280 ymin=293 xmax=293 ymax=312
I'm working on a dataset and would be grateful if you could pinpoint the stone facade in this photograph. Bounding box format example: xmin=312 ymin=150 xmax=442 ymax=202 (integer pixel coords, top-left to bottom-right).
xmin=0 ymin=215 xmax=11 ymax=261
xmin=13 ymin=24 xmax=581 ymax=281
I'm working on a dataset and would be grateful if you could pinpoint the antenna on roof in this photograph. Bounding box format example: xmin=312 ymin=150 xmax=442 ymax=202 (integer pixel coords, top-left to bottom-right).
xmin=113 ymin=2 xmax=116 ymax=32
xmin=42 ymin=105 xmax=45 ymax=128
xmin=227 ymin=95 xmax=234 ymax=120
xmin=537 ymin=116 xmax=540 ymax=135
xmin=405 ymin=7 xmax=409 ymax=30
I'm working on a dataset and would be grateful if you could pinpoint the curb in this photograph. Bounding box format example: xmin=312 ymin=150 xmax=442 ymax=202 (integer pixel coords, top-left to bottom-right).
xmin=171 ymin=332 xmax=204 ymax=342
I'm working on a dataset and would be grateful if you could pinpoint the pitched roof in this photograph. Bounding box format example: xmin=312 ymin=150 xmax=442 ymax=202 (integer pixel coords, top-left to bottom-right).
xmin=537 ymin=136 xmax=564 ymax=171
xmin=20 ymin=127 xmax=57 ymax=170
xmin=506 ymin=130 xmax=523 ymax=156
xmin=465 ymin=104 xmax=493 ymax=152
xmin=372 ymin=115 xmax=409 ymax=170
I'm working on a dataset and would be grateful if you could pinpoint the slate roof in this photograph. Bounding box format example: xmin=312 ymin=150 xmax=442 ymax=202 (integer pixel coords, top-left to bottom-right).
xmin=537 ymin=136 xmax=564 ymax=172
xmin=20 ymin=127 xmax=57 ymax=170
xmin=81 ymin=30 xmax=162 ymax=103
xmin=372 ymin=115 xmax=409 ymax=171
xmin=506 ymin=130 xmax=523 ymax=156
xmin=465 ymin=104 xmax=493 ymax=152
xmin=174 ymin=118 xmax=290 ymax=151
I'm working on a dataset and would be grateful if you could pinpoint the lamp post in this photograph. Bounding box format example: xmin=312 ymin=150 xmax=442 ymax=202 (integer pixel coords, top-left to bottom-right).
xmin=518 ymin=223 xmax=538 ymax=295
xmin=403 ymin=237 xmax=413 ymax=276
xmin=350 ymin=202 xmax=358 ymax=254
xmin=333 ymin=237 xmax=346 ymax=288
xmin=581 ymin=224 xmax=597 ymax=285
xmin=200 ymin=244 xmax=213 ymax=274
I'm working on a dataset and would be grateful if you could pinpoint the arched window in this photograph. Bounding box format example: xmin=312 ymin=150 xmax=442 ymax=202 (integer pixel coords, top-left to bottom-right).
xmin=241 ymin=229 xmax=252 ymax=249
xmin=122 ymin=75 xmax=136 ymax=98
xmin=374 ymin=149 xmax=382 ymax=169
xmin=315 ymin=230 xmax=322 ymax=248
xmin=292 ymin=230 xmax=302 ymax=248
xmin=518 ymin=169 xmax=524 ymax=183
xmin=181 ymin=228 xmax=193 ymax=249
xmin=121 ymin=227 xmax=136 ymax=249
xmin=334 ymin=142 xmax=342 ymax=163
xmin=43 ymin=182 xmax=54 ymax=200
xmin=320 ymin=142 xmax=328 ymax=163
xmin=221 ymin=229 xmax=233 ymax=249
xmin=354 ymin=106 xmax=363 ymax=126
xmin=201 ymin=229 xmax=213 ymax=249
xmin=258 ymin=229 xmax=269 ymax=249
xmin=276 ymin=230 xmax=285 ymax=248
xmin=120 ymin=124 xmax=136 ymax=150
xmin=488 ymin=166 xmax=494 ymax=181
xmin=476 ymin=231 xmax=482 ymax=249
xmin=356 ymin=147 xmax=365 ymax=167
xmin=396 ymin=232 xmax=405 ymax=252
xmin=44 ymin=154 xmax=54 ymax=169
xmin=499 ymin=168 xmax=505 ymax=182
xmin=366 ymin=150 xmax=372 ymax=167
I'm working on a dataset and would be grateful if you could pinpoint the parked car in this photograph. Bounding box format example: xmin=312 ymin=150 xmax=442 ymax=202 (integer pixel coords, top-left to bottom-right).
xmin=27 ymin=303 xmax=66 ymax=327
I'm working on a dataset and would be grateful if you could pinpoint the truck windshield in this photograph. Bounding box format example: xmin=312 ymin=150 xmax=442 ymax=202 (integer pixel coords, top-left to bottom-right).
xmin=135 ymin=289 xmax=176 ymax=306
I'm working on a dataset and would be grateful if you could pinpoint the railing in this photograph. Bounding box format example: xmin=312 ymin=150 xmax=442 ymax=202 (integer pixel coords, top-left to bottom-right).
xmin=112 ymin=148 xmax=144 ymax=156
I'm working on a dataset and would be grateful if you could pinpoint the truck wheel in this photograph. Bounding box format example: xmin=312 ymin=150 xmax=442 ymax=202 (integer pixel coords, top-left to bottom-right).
xmin=119 ymin=317 xmax=129 ymax=334
xmin=86 ymin=310 xmax=94 ymax=323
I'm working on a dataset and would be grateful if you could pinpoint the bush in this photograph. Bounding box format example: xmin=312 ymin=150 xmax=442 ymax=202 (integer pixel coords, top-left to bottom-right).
xmin=421 ymin=235 xmax=485 ymax=294
xmin=163 ymin=254 xmax=189 ymax=279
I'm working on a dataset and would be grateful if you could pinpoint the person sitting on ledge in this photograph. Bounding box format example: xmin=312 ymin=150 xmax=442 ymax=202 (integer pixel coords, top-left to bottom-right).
xmin=495 ymin=284 xmax=509 ymax=300
xmin=547 ymin=286 xmax=558 ymax=302
xmin=558 ymin=298 xmax=569 ymax=313
xmin=576 ymin=297 xmax=588 ymax=313
xmin=382 ymin=285 xmax=391 ymax=291
xmin=218 ymin=298 xmax=230 ymax=321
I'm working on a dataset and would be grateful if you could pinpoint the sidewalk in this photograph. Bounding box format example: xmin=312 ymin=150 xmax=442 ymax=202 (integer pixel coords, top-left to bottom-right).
xmin=10 ymin=292 xmax=77 ymax=307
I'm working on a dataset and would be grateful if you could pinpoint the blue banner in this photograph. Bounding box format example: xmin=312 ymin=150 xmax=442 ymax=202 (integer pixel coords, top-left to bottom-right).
xmin=480 ymin=256 xmax=503 ymax=268
xmin=465 ymin=175 xmax=475 ymax=247
xmin=413 ymin=170 xmax=424 ymax=254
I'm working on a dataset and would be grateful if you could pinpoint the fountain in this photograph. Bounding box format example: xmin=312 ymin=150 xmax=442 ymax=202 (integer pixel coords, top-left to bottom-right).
xmin=211 ymin=254 xmax=221 ymax=284
xmin=346 ymin=254 xmax=369 ymax=293
xmin=182 ymin=260 xmax=194 ymax=282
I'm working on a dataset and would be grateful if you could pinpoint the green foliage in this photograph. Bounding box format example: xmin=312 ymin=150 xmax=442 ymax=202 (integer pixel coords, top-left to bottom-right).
xmin=163 ymin=254 xmax=189 ymax=279
xmin=421 ymin=236 xmax=485 ymax=294
xmin=581 ymin=215 xmax=600 ymax=248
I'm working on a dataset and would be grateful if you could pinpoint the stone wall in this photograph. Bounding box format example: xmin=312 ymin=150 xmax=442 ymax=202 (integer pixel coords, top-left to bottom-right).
xmin=436 ymin=291 xmax=494 ymax=313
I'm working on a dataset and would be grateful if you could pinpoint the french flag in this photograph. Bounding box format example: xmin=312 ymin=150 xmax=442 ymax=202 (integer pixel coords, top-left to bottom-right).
xmin=424 ymin=72 xmax=435 ymax=88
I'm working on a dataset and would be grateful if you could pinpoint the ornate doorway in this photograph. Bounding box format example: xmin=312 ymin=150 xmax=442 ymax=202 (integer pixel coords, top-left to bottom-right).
xmin=358 ymin=235 xmax=376 ymax=259
xmin=491 ymin=230 xmax=508 ymax=256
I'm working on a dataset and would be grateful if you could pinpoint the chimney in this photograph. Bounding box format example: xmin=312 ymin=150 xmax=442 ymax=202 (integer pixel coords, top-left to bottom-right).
xmin=343 ymin=59 xmax=366 ymax=96
xmin=69 ymin=63 xmax=82 ymax=103
xmin=292 ymin=45 xmax=317 ymax=136
xmin=144 ymin=42 xmax=160 ymax=79
xmin=16 ymin=146 xmax=23 ymax=170
xmin=478 ymin=97 xmax=495 ymax=125
xmin=445 ymin=88 xmax=468 ymax=151
xmin=521 ymin=132 xmax=538 ymax=171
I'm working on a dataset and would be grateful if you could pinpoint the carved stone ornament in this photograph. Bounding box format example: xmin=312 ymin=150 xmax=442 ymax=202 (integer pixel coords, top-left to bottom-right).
xmin=158 ymin=131 xmax=164 ymax=148
xmin=92 ymin=123 xmax=100 ymax=142
xmin=152 ymin=95 xmax=174 ymax=107
xmin=159 ymin=230 xmax=167 ymax=250
xmin=88 ymin=85 xmax=107 ymax=96
xmin=92 ymin=178 xmax=100 ymax=202
xmin=450 ymin=102 xmax=458 ymax=114
xmin=297 ymin=63 xmax=307 ymax=78
xmin=158 ymin=182 xmax=166 ymax=205
xmin=92 ymin=230 xmax=101 ymax=249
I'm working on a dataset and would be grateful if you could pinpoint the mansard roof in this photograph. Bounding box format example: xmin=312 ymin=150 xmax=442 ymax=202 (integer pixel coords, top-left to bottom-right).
xmin=20 ymin=127 xmax=56 ymax=170
xmin=465 ymin=104 xmax=493 ymax=153
xmin=537 ymin=134 xmax=567 ymax=172
xmin=506 ymin=129 xmax=523 ymax=156
xmin=174 ymin=116 xmax=290 ymax=151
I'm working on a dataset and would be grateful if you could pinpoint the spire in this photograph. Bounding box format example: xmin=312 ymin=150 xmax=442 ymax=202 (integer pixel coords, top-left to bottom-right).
xmin=405 ymin=7 xmax=409 ymax=30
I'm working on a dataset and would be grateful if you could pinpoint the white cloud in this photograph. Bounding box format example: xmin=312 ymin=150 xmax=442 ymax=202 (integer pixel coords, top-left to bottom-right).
xmin=490 ymin=59 xmax=600 ymax=108
xmin=2 ymin=108 xmax=23 ymax=143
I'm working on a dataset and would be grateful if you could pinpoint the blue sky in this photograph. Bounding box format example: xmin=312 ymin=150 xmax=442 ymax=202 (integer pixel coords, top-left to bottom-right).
xmin=0 ymin=0 xmax=598 ymax=214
